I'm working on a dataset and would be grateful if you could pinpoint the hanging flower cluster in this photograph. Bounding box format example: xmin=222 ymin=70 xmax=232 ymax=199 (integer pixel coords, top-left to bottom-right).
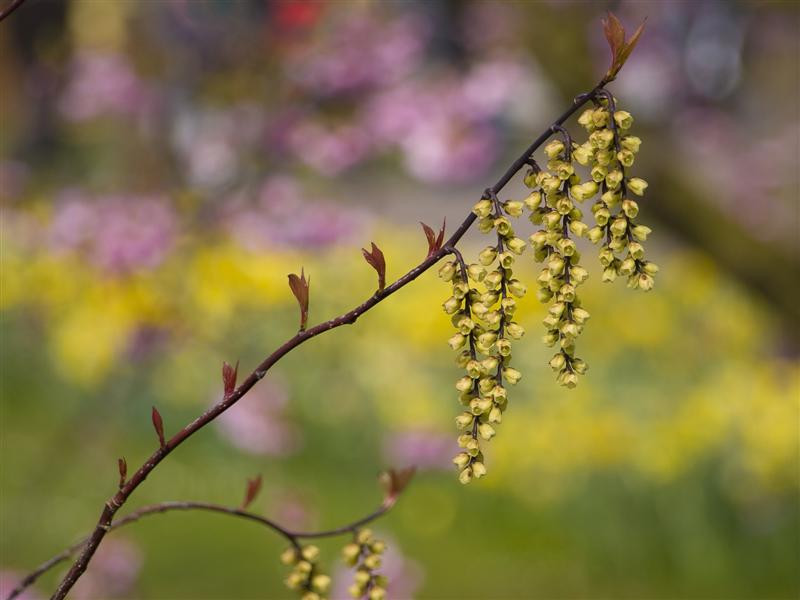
xmin=524 ymin=129 xmax=593 ymax=388
xmin=574 ymin=94 xmax=658 ymax=291
xmin=342 ymin=529 xmax=388 ymax=600
xmin=441 ymin=84 xmax=657 ymax=480
xmin=281 ymin=544 xmax=332 ymax=600
xmin=442 ymin=193 xmax=527 ymax=484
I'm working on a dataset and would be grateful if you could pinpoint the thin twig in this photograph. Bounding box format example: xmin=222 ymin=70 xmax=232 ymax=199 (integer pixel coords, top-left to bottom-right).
xmin=49 ymin=81 xmax=606 ymax=600
xmin=8 ymin=498 xmax=395 ymax=600
xmin=0 ymin=0 xmax=27 ymax=23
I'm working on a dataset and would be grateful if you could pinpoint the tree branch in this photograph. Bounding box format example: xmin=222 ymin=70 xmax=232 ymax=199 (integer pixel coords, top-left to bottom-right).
xmin=0 ymin=0 xmax=27 ymax=23
xmin=8 ymin=496 xmax=397 ymax=600
xmin=47 ymin=80 xmax=607 ymax=600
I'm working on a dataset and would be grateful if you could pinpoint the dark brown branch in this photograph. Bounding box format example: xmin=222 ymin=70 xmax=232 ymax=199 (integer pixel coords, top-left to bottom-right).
xmin=0 ymin=0 xmax=26 ymax=23
xmin=8 ymin=496 xmax=397 ymax=600
xmin=48 ymin=81 xmax=606 ymax=600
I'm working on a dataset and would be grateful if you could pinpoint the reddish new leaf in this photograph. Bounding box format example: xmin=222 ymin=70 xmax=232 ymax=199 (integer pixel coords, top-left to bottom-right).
xmin=379 ymin=466 xmax=416 ymax=507
xmin=287 ymin=268 xmax=310 ymax=331
xmin=241 ymin=475 xmax=263 ymax=510
xmin=222 ymin=360 xmax=239 ymax=398
xmin=420 ymin=218 xmax=447 ymax=258
xmin=118 ymin=457 xmax=127 ymax=489
xmin=601 ymin=11 xmax=646 ymax=82
xmin=361 ymin=242 xmax=386 ymax=291
xmin=151 ymin=406 xmax=166 ymax=449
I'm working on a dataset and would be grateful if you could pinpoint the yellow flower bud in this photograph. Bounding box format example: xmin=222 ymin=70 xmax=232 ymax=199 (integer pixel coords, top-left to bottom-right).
xmin=448 ymin=333 xmax=466 ymax=351
xmin=632 ymin=224 xmax=651 ymax=241
xmin=453 ymin=452 xmax=471 ymax=469
xmin=523 ymin=168 xmax=537 ymax=188
xmin=459 ymin=467 xmax=473 ymax=484
xmin=296 ymin=560 xmax=313 ymax=574
xmin=506 ymin=322 xmax=525 ymax=339
xmin=488 ymin=406 xmax=503 ymax=424
xmin=466 ymin=360 xmax=482 ymax=379
xmin=549 ymin=353 xmax=566 ymax=371
xmin=572 ymin=142 xmax=595 ymax=165
xmin=312 ymin=575 xmax=331 ymax=594
xmin=602 ymin=266 xmax=618 ymax=283
xmin=478 ymin=246 xmax=498 ymax=266
xmin=537 ymin=288 xmax=554 ymax=303
xmin=619 ymin=257 xmax=636 ymax=276
xmin=354 ymin=570 xmax=371 ymax=586
xmin=438 ymin=261 xmax=456 ymax=281
xmin=559 ymin=371 xmax=579 ymax=388
xmin=348 ymin=584 xmax=363 ymax=598
xmin=503 ymin=367 xmax=522 ymax=384
xmin=456 ymin=376 xmax=473 ymax=393
xmin=643 ymin=261 xmax=659 ymax=275
xmin=542 ymin=330 xmax=559 ymax=346
xmin=560 ymin=283 xmax=576 ymax=303
xmin=557 ymin=238 xmax=576 ymax=256
xmin=589 ymin=129 xmax=614 ymax=150
xmin=617 ymin=149 xmax=635 ymax=167
xmin=543 ymin=211 xmax=562 ymax=229
xmin=442 ymin=296 xmax=461 ymax=314
xmin=587 ymin=226 xmax=605 ymax=244
xmin=627 ymin=177 xmax=648 ymax=196
xmin=610 ymin=217 xmax=628 ymax=237
xmin=478 ymin=423 xmax=496 ymax=440
xmin=364 ymin=554 xmax=381 ymax=570
xmin=590 ymin=165 xmax=608 ymax=183
xmin=578 ymin=108 xmax=595 ymax=131
xmin=504 ymin=200 xmax=524 ymax=217
xmin=496 ymin=339 xmax=512 ymax=356
xmin=621 ymin=135 xmax=641 ymax=152
xmin=281 ymin=547 xmax=298 ymax=565
xmin=507 ymin=278 xmax=527 ymax=298
xmin=605 ymin=169 xmax=623 ymax=190
xmin=484 ymin=269 xmax=503 ymax=289
xmin=548 ymin=255 xmax=565 ymax=276
xmin=622 ymin=199 xmax=639 ymax=219
xmin=592 ymin=108 xmax=609 ymax=128
xmin=572 ymin=358 xmax=588 ymax=375
xmin=638 ymin=273 xmax=655 ymax=291
xmin=303 ymin=591 xmax=321 ymax=600
xmin=472 ymin=199 xmax=493 ymax=218
xmin=601 ymin=189 xmax=620 ymax=208
xmin=455 ymin=413 xmax=474 ymax=430
xmin=570 ymin=265 xmax=589 ymax=284
xmin=524 ymin=190 xmax=541 ymax=210
xmin=544 ymin=139 xmax=565 ymax=159
xmin=572 ymin=307 xmax=590 ymax=324
xmin=629 ymin=242 xmax=645 ymax=260
xmin=501 ymin=297 xmax=517 ymax=316
xmin=613 ymin=110 xmax=633 ymax=129
xmin=506 ymin=237 xmax=527 ymax=255
xmin=499 ymin=252 xmax=515 ymax=269
xmin=471 ymin=461 xmax=487 ymax=479
xmin=561 ymin=321 xmax=579 ymax=338
xmin=301 ymin=545 xmax=320 ymax=562
xmin=342 ymin=543 xmax=361 ymax=564
xmin=369 ymin=587 xmax=387 ymax=600
xmin=594 ymin=207 xmax=611 ymax=226
xmin=478 ymin=217 xmax=494 ymax=234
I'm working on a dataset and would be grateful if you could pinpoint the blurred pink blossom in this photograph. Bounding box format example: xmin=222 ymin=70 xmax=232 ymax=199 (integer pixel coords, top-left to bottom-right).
xmin=214 ymin=376 xmax=301 ymax=456
xmin=383 ymin=429 xmax=458 ymax=471
xmin=224 ymin=175 xmax=363 ymax=250
xmin=59 ymin=52 xmax=154 ymax=122
xmin=287 ymin=121 xmax=373 ymax=176
xmin=71 ymin=538 xmax=142 ymax=599
xmin=332 ymin=536 xmax=424 ymax=600
xmin=285 ymin=13 xmax=428 ymax=96
xmin=49 ymin=191 xmax=177 ymax=274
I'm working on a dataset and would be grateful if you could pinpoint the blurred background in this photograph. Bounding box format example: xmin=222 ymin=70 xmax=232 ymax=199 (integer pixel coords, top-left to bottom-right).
xmin=1 ymin=1 xmax=798 ymax=598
